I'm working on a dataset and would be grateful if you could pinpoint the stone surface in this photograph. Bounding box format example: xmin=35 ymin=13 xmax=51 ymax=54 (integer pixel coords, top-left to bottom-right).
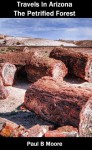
xmin=11 ymin=125 xmax=26 ymax=137
xmin=50 ymin=47 xmax=92 ymax=82
xmin=0 ymin=63 xmax=17 ymax=86
xmin=0 ymin=77 xmax=9 ymax=99
xmin=25 ymin=56 xmax=68 ymax=82
xmin=45 ymin=130 xmax=67 ymax=137
xmin=0 ymin=117 xmax=54 ymax=137
xmin=45 ymin=126 xmax=78 ymax=137
xmin=57 ymin=126 xmax=78 ymax=137
xmin=19 ymin=124 xmax=51 ymax=137
xmin=79 ymin=98 xmax=92 ymax=137
xmin=24 ymin=76 xmax=92 ymax=127
xmin=0 ymin=118 xmax=19 ymax=137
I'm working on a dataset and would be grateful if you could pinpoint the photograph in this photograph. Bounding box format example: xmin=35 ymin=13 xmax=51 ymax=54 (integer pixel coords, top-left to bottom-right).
xmin=0 ymin=18 xmax=92 ymax=139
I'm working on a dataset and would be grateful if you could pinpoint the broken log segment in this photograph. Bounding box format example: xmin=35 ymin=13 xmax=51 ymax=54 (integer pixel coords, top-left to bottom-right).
xmin=25 ymin=56 xmax=68 ymax=82
xmin=24 ymin=76 xmax=92 ymax=127
xmin=0 ymin=63 xmax=17 ymax=86
xmin=79 ymin=98 xmax=92 ymax=137
xmin=0 ymin=77 xmax=9 ymax=99
xmin=50 ymin=47 xmax=92 ymax=82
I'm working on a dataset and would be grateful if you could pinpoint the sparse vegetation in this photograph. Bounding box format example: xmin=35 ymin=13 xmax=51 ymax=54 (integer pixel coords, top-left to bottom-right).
xmin=0 ymin=47 xmax=17 ymax=53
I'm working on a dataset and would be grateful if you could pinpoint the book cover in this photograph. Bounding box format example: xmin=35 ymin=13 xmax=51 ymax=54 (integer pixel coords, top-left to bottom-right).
xmin=0 ymin=0 xmax=92 ymax=149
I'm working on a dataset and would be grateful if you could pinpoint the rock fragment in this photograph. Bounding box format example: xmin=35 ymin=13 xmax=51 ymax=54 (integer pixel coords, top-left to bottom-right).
xmin=79 ymin=98 xmax=92 ymax=137
xmin=0 ymin=63 xmax=17 ymax=86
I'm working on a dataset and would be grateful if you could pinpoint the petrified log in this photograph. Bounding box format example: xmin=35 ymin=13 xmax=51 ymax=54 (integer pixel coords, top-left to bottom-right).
xmin=50 ymin=47 xmax=92 ymax=82
xmin=0 ymin=63 xmax=17 ymax=86
xmin=0 ymin=77 xmax=9 ymax=99
xmin=24 ymin=76 xmax=92 ymax=127
xmin=79 ymin=98 xmax=92 ymax=137
xmin=25 ymin=56 xmax=68 ymax=82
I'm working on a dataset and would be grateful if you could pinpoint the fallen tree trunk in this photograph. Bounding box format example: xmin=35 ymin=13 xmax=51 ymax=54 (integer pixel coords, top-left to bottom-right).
xmin=25 ymin=56 xmax=68 ymax=82
xmin=0 ymin=77 xmax=9 ymax=99
xmin=50 ymin=47 xmax=92 ymax=82
xmin=0 ymin=63 xmax=17 ymax=86
xmin=24 ymin=76 xmax=92 ymax=127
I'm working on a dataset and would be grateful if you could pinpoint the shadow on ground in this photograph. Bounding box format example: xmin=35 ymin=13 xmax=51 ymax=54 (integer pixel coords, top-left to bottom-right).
xmin=0 ymin=109 xmax=53 ymax=129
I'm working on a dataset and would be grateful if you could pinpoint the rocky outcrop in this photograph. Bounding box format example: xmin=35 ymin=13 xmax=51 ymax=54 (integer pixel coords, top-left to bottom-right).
xmin=24 ymin=76 xmax=92 ymax=127
xmin=0 ymin=77 xmax=9 ymax=99
xmin=45 ymin=126 xmax=78 ymax=137
xmin=79 ymin=98 xmax=92 ymax=137
xmin=0 ymin=63 xmax=17 ymax=86
xmin=50 ymin=47 xmax=92 ymax=82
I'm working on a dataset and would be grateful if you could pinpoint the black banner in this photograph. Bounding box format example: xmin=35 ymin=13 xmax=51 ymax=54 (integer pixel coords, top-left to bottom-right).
xmin=0 ymin=0 xmax=92 ymax=18
xmin=0 ymin=137 xmax=91 ymax=149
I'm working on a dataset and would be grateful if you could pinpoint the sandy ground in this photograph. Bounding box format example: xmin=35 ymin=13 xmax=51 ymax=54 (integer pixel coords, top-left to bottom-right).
xmin=0 ymin=80 xmax=53 ymax=128
xmin=0 ymin=76 xmax=92 ymax=128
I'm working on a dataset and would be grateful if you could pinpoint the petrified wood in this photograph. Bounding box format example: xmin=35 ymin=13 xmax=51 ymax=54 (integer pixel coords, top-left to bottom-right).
xmin=50 ymin=47 xmax=92 ymax=82
xmin=25 ymin=56 xmax=68 ymax=82
xmin=0 ymin=63 xmax=17 ymax=86
xmin=0 ymin=77 xmax=9 ymax=99
xmin=24 ymin=76 xmax=92 ymax=127
xmin=45 ymin=126 xmax=78 ymax=137
xmin=79 ymin=98 xmax=92 ymax=137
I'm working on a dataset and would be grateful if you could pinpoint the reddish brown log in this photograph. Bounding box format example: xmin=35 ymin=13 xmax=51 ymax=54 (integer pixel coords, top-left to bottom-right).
xmin=25 ymin=56 xmax=68 ymax=82
xmin=0 ymin=77 xmax=9 ymax=99
xmin=79 ymin=98 xmax=92 ymax=137
xmin=0 ymin=63 xmax=17 ymax=86
xmin=50 ymin=47 xmax=92 ymax=82
xmin=24 ymin=76 xmax=92 ymax=127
